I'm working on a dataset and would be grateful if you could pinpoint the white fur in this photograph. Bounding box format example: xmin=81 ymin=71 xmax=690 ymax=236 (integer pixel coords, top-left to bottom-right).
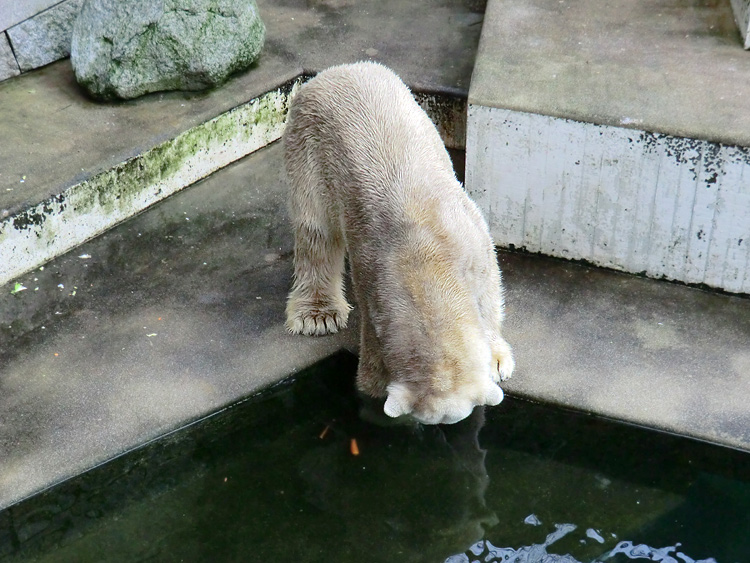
xmin=283 ymin=62 xmax=514 ymax=424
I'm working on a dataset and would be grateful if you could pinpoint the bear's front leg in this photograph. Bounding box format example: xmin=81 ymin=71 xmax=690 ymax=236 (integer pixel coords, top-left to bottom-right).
xmin=285 ymin=223 xmax=352 ymax=336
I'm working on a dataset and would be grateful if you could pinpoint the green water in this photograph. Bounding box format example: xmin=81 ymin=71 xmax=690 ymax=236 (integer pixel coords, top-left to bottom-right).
xmin=3 ymin=352 xmax=749 ymax=563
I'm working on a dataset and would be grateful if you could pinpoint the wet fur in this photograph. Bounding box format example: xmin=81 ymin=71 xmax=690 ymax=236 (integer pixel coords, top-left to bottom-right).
xmin=283 ymin=62 xmax=514 ymax=424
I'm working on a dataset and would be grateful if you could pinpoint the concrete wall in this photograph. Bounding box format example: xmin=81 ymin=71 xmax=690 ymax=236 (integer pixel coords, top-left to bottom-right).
xmin=0 ymin=0 xmax=82 ymax=81
xmin=466 ymin=105 xmax=750 ymax=294
xmin=731 ymin=0 xmax=750 ymax=49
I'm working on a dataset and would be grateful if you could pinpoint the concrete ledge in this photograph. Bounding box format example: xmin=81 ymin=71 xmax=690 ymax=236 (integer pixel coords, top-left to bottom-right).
xmin=467 ymin=0 xmax=750 ymax=294
xmin=469 ymin=0 xmax=749 ymax=147
xmin=500 ymin=251 xmax=750 ymax=455
xmin=0 ymin=77 xmax=304 ymax=287
xmin=0 ymin=76 xmax=466 ymax=288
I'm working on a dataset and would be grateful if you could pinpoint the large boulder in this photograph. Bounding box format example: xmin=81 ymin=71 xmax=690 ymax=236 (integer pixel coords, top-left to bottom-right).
xmin=71 ymin=0 xmax=265 ymax=100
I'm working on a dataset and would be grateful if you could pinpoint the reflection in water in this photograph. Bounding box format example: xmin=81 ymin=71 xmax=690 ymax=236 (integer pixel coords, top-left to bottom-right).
xmin=447 ymin=521 xmax=720 ymax=563
xmin=298 ymin=406 xmax=499 ymax=562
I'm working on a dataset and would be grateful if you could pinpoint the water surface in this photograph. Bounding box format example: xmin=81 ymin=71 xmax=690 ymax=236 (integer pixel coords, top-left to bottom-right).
xmin=3 ymin=352 xmax=748 ymax=562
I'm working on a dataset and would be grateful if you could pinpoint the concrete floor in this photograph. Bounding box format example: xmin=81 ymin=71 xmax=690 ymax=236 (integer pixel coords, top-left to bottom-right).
xmin=0 ymin=143 xmax=357 ymax=510
xmin=2 ymin=142 xmax=749 ymax=512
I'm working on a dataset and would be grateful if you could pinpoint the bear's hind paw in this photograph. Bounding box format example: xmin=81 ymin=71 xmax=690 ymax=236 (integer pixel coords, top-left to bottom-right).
xmin=492 ymin=337 xmax=515 ymax=382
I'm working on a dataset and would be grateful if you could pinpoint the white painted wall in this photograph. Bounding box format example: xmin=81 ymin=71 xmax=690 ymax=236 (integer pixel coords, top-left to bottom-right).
xmin=466 ymin=105 xmax=750 ymax=294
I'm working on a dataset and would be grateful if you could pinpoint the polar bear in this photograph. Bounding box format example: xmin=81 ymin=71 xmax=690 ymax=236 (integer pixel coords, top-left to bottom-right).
xmin=283 ymin=62 xmax=514 ymax=424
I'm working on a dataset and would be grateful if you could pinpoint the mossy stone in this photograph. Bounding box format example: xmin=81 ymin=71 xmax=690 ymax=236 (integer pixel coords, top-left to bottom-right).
xmin=71 ymin=0 xmax=265 ymax=100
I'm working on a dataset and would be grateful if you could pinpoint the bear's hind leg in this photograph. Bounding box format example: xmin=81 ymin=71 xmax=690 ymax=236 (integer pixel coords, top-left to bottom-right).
xmin=491 ymin=335 xmax=515 ymax=382
xmin=356 ymin=303 xmax=390 ymax=397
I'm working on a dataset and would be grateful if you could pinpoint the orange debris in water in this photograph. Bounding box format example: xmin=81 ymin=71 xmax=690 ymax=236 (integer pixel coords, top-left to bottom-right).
xmin=350 ymin=438 xmax=360 ymax=456
xmin=319 ymin=425 xmax=330 ymax=439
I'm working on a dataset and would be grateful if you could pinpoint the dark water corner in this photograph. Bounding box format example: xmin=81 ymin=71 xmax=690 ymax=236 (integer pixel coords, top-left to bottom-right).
xmin=2 ymin=352 xmax=749 ymax=563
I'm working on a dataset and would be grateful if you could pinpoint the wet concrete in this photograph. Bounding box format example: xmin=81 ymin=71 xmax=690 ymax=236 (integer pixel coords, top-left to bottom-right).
xmin=1 ymin=143 xmax=749 ymax=512
xmin=0 ymin=143 xmax=357 ymax=510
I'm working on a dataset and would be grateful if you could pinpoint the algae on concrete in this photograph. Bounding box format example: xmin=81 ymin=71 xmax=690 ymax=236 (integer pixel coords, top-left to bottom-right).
xmin=0 ymin=78 xmax=304 ymax=287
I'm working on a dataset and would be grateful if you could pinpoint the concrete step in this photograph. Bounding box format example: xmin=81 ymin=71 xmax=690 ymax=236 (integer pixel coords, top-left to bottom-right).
xmin=0 ymin=0 xmax=478 ymax=288
xmin=466 ymin=0 xmax=750 ymax=294
xmin=2 ymin=140 xmax=749 ymax=515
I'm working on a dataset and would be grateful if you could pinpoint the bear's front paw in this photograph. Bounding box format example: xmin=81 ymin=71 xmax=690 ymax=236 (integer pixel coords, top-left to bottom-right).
xmin=383 ymin=378 xmax=504 ymax=425
xmin=286 ymin=296 xmax=351 ymax=336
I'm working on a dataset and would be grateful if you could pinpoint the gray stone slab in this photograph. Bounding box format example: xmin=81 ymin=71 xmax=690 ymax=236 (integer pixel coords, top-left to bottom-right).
xmin=470 ymin=0 xmax=750 ymax=147
xmin=0 ymin=143 xmax=357 ymax=510
xmin=6 ymin=0 xmax=83 ymax=72
xmin=0 ymin=0 xmax=61 ymax=32
xmin=0 ymin=32 xmax=20 ymax=81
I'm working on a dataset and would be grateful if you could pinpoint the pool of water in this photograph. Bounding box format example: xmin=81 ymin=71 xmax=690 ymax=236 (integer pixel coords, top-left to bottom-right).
xmin=2 ymin=352 xmax=749 ymax=563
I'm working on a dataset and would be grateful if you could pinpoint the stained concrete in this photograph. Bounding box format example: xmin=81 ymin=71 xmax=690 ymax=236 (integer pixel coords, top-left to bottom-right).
xmin=0 ymin=80 xmax=303 ymax=287
xmin=470 ymin=0 xmax=750 ymax=147
xmin=1 ymin=142 xmax=749 ymax=513
xmin=466 ymin=0 xmax=750 ymax=295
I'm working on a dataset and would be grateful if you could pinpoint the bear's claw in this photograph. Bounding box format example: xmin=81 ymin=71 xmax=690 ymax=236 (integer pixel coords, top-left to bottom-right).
xmin=286 ymin=304 xmax=350 ymax=336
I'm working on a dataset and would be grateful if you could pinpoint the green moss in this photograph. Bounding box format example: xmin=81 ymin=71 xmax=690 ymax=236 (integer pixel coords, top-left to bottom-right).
xmin=69 ymin=81 xmax=298 ymax=221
